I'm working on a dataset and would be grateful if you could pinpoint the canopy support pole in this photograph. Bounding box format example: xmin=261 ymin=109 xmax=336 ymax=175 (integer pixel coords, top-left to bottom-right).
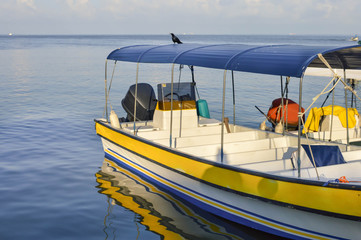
xmin=285 ymin=77 xmax=290 ymax=132
xmin=133 ymin=63 xmax=140 ymax=135
xmin=280 ymin=76 xmax=285 ymax=135
xmin=190 ymin=66 xmax=200 ymax=99
xmin=297 ymin=76 xmax=304 ymax=178
xmin=169 ymin=64 xmax=175 ymax=148
xmin=221 ymin=70 xmax=227 ymax=163
xmin=330 ymin=79 xmax=335 ymax=141
xmin=351 ymin=80 xmax=356 ymax=108
xmin=104 ymin=60 xmax=108 ymax=121
xmin=178 ymin=65 xmax=183 ymax=138
xmin=350 ymin=79 xmax=357 ymax=109
xmin=344 ymin=70 xmax=350 ymax=150
xmin=232 ymin=71 xmax=236 ymax=130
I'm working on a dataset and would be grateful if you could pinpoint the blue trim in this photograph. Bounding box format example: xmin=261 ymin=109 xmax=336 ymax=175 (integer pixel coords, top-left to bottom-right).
xmin=104 ymin=149 xmax=346 ymax=240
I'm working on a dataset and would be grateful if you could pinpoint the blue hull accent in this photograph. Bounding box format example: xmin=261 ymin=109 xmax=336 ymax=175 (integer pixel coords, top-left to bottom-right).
xmin=104 ymin=150 xmax=344 ymax=240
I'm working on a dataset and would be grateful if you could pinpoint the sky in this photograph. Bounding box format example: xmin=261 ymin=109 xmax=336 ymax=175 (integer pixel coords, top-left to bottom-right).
xmin=1 ymin=0 xmax=360 ymax=35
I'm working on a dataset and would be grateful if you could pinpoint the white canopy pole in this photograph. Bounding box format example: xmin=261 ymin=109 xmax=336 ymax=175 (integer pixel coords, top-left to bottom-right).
xmin=104 ymin=60 xmax=108 ymax=120
xmin=330 ymin=79 xmax=335 ymax=141
xmin=133 ymin=62 xmax=139 ymax=135
xmin=280 ymin=76 xmax=285 ymax=135
xmin=169 ymin=63 xmax=175 ymax=148
xmin=297 ymin=76 xmax=303 ymax=178
xmin=221 ymin=70 xmax=227 ymax=163
xmin=232 ymin=71 xmax=236 ymax=129
xmin=344 ymin=70 xmax=350 ymax=150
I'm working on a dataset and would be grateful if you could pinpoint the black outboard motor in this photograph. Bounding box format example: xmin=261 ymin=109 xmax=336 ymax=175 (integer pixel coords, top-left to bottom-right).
xmin=121 ymin=83 xmax=157 ymax=121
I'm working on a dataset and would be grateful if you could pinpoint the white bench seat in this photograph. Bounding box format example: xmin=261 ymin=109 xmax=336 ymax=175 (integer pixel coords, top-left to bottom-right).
xmin=203 ymin=147 xmax=298 ymax=165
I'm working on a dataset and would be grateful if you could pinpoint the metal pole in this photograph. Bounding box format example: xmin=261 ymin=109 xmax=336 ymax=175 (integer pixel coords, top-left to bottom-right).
xmin=285 ymin=77 xmax=290 ymax=132
xmin=133 ymin=63 xmax=140 ymax=135
xmin=280 ymin=76 xmax=285 ymax=135
xmin=178 ymin=65 xmax=183 ymax=137
xmin=351 ymin=80 xmax=355 ymax=108
xmin=344 ymin=70 xmax=350 ymax=150
xmin=330 ymin=79 xmax=335 ymax=141
xmin=232 ymin=71 xmax=236 ymax=128
xmin=104 ymin=60 xmax=108 ymax=121
xmin=190 ymin=65 xmax=200 ymax=99
xmin=221 ymin=70 xmax=227 ymax=163
xmin=297 ymin=76 xmax=303 ymax=178
xmin=169 ymin=64 xmax=175 ymax=148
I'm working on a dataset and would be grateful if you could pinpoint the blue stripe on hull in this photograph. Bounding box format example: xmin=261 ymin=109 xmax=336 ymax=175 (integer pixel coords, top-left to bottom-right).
xmin=104 ymin=150 xmax=345 ymax=240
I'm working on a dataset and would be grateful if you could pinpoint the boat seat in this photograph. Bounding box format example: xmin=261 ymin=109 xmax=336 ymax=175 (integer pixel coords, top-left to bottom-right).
xmin=154 ymin=130 xmax=261 ymax=148
xmin=342 ymin=149 xmax=361 ymax=162
xmin=177 ymin=136 xmax=297 ymax=157
xmin=238 ymin=158 xmax=296 ymax=172
xmin=198 ymin=117 xmax=221 ymax=127
xmin=136 ymin=126 xmax=160 ymax=132
xmin=275 ymin=160 xmax=361 ymax=180
xmin=123 ymin=125 xmax=160 ymax=133
xmin=204 ymin=147 xmax=297 ymax=165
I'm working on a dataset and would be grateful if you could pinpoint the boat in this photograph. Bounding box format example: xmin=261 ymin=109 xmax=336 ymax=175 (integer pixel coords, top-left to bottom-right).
xmin=95 ymin=43 xmax=361 ymax=239
xmin=351 ymin=35 xmax=359 ymax=41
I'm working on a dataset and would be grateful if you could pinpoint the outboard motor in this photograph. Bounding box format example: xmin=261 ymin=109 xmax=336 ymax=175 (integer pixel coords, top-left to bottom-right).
xmin=121 ymin=83 xmax=157 ymax=121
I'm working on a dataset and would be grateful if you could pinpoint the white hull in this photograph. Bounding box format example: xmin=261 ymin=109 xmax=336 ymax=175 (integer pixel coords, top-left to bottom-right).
xmin=101 ymin=137 xmax=361 ymax=240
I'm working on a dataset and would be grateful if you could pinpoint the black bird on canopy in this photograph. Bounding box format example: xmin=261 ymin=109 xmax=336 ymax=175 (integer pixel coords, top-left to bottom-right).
xmin=170 ymin=33 xmax=182 ymax=44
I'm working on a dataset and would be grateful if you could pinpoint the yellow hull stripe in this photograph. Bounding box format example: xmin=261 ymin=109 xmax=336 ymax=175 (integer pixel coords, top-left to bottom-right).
xmin=104 ymin=148 xmax=332 ymax=239
xmin=96 ymin=122 xmax=361 ymax=218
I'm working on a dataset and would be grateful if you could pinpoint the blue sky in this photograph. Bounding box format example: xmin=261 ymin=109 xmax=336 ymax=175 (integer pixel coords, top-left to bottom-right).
xmin=2 ymin=0 xmax=360 ymax=35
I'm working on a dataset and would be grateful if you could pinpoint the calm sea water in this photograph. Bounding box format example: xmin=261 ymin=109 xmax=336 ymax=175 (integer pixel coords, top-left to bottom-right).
xmin=0 ymin=34 xmax=359 ymax=240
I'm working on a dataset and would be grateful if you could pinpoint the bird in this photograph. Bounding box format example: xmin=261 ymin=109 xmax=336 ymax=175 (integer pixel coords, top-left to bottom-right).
xmin=170 ymin=33 xmax=182 ymax=44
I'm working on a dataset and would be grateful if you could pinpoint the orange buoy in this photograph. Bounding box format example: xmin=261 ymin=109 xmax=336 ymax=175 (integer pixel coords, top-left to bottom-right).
xmin=338 ymin=176 xmax=349 ymax=183
xmin=267 ymin=98 xmax=305 ymax=128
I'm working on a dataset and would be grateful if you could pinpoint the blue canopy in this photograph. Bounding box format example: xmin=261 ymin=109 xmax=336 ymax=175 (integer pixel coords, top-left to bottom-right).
xmin=107 ymin=44 xmax=361 ymax=78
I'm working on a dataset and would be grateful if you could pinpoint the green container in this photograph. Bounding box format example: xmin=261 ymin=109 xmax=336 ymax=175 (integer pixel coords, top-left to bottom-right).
xmin=196 ymin=99 xmax=210 ymax=118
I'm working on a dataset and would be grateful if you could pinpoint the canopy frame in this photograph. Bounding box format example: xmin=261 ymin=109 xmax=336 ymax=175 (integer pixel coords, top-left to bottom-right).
xmin=104 ymin=43 xmax=361 ymax=178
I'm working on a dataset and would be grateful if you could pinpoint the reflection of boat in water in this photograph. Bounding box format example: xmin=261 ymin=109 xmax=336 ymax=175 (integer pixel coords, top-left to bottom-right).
xmin=96 ymin=158 xmax=272 ymax=240
xmin=95 ymin=43 xmax=361 ymax=239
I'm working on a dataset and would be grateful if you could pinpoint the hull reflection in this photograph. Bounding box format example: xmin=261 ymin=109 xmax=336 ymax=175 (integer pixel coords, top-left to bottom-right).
xmin=96 ymin=158 xmax=274 ymax=240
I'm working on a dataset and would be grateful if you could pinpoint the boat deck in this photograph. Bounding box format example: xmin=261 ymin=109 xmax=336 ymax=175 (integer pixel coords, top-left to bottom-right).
xmin=118 ymin=119 xmax=361 ymax=183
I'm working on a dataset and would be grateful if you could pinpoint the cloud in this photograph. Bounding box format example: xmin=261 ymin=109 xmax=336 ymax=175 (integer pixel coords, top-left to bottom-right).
xmin=65 ymin=0 xmax=95 ymax=17
xmin=16 ymin=0 xmax=36 ymax=10
xmin=83 ymin=0 xmax=361 ymax=34
xmin=100 ymin=0 xmax=292 ymax=19
xmin=1 ymin=0 xmax=361 ymax=34
xmin=66 ymin=0 xmax=89 ymax=10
